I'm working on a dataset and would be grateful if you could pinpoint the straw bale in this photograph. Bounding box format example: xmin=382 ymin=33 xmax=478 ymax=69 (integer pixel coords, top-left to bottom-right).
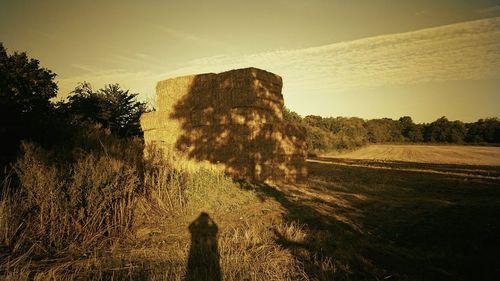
xmin=140 ymin=112 xmax=159 ymax=131
xmin=141 ymin=67 xmax=307 ymax=183
xmin=211 ymin=107 xmax=281 ymax=125
xmin=156 ymin=75 xmax=194 ymax=112
xmin=143 ymin=129 xmax=179 ymax=145
xmin=221 ymin=89 xmax=284 ymax=110
xmin=217 ymin=67 xmax=282 ymax=87
xmin=189 ymin=108 xmax=215 ymax=126
xmin=140 ymin=111 xmax=184 ymax=131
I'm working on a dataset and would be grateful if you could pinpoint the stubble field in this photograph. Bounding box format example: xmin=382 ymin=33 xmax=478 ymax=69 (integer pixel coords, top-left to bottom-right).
xmin=139 ymin=144 xmax=500 ymax=280
xmin=323 ymin=144 xmax=500 ymax=166
xmin=2 ymin=144 xmax=499 ymax=280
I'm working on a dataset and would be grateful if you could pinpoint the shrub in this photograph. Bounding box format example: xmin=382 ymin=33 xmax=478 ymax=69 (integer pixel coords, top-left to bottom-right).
xmin=1 ymin=142 xmax=140 ymax=257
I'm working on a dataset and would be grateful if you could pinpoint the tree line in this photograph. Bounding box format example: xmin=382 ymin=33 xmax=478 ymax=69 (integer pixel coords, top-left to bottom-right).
xmin=283 ymin=108 xmax=500 ymax=153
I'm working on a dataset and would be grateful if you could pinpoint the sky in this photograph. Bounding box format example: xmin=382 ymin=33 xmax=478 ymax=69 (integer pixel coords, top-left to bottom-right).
xmin=1 ymin=0 xmax=499 ymax=123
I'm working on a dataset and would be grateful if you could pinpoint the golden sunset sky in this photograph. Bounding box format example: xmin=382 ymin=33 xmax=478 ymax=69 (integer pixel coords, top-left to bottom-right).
xmin=1 ymin=0 xmax=499 ymax=122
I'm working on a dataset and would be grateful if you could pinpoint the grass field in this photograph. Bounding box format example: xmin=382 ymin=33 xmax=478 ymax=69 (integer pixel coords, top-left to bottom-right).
xmin=2 ymin=144 xmax=499 ymax=280
xmin=132 ymin=144 xmax=500 ymax=280
xmin=323 ymin=144 xmax=500 ymax=166
xmin=271 ymin=144 xmax=500 ymax=280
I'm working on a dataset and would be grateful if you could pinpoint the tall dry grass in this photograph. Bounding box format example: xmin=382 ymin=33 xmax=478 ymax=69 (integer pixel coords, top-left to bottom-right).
xmin=1 ymin=141 xmax=140 ymax=259
xmin=141 ymin=143 xmax=253 ymax=217
xmin=1 ymin=127 xmax=307 ymax=280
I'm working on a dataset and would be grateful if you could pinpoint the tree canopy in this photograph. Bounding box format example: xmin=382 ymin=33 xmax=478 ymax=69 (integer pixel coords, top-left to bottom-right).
xmin=285 ymin=109 xmax=500 ymax=154
xmin=60 ymin=82 xmax=147 ymax=137
xmin=1 ymin=43 xmax=148 ymax=165
xmin=0 ymin=43 xmax=59 ymax=163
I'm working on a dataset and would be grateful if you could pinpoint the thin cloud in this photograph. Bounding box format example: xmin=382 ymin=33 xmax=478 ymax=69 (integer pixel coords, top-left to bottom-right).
xmin=150 ymin=23 xmax=231 ymax=49
xmin=106 ymin=53 xmax=159 ymax=67
xmin=29 ymin=29 xmax=57 ymax=41
xmin=477 ymin=5 xmax=500 ymax=15
xmin=70 ymin=64 xmax=99 ymax=73
xmin=58 ymin=17 xmax=500 ymax=110
xmin=56 ymin=69 xmax=156 ymax=101
xmin=414 ymin=10 xmax=429 ymax=17
xmin=159 ymin=16 xmax=500 ymax=97
xmin=152 ymin=24 xmax=201 ymax=41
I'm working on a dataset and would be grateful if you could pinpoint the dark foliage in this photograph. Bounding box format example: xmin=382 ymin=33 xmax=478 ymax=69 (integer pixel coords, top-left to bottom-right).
xmin=59 ymin=82 xmax=147 ymax=137
xmin=283 ymin=107 xmax=500 ymax=153
xmin=0 ymin=43 xmax=147 ymax=167
xmin=465 ymin=118 xmax=500 ymax=143
xmin=0 ymin=43 xmax=59 ymax=164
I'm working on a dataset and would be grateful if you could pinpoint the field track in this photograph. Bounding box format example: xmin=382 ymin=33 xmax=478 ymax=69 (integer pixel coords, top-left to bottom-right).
xmin=324 ymin=144 xmax=500 ymax=166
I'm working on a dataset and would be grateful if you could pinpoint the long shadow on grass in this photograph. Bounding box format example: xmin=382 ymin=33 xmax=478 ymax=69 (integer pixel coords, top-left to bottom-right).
xmin=186 ymin=212 xmax=221 ymax=281
xmin=245 ymin=158 xmax=500 ymax=281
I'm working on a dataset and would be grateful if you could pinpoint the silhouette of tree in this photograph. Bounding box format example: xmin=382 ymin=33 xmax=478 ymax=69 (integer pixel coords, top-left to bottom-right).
xmin=60 ymin=82 xmax=147 ymax=137
xmin=466 ymin=118 xmax=500 ymax=143
xmin=283 ymin=109 xmax=499 ymax=149
xmin=283 ymin=106 xmax=303 ymax=124
xmin=399 ymin=116 xmax=423 ymax=142
xmin=0 ymin=43 xmax=58 ymax=164
xmin=424 ymin=117 xmax=466 ymax=143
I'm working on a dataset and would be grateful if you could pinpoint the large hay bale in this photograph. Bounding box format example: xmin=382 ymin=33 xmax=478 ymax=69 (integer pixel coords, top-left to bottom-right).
xmin=141 ymin=67 xmax=307 ymax=182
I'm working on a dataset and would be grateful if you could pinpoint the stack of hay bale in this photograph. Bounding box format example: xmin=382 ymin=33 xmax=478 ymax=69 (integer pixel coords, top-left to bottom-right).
xmin=141 ymin=67 xmax=307 ymax=182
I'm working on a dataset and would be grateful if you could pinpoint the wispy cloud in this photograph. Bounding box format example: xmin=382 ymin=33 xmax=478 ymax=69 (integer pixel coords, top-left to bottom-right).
xmin=29 ymin=29 xmax=58 ymax=41
xmin=70 ymin=64 xmax=99 ymax=73
xmin=414 ymin=10 xmax=429 ymax=17
xmin=150 ymin=23 xmax=230 ymax=48
xmin=58 ymin=17 xmax=500 ymax=112
xmin=159 ymin=16 xmax=500 ymax=97
xmin=477 ymin=5 xmax=500 ymax=15
xmin=57 ymin=69 xmax=156 ymax=101
xmin=151 ymin=24 xmax=202 ymax=42
xmin=104 ymin=53 xmax=160 ymax=68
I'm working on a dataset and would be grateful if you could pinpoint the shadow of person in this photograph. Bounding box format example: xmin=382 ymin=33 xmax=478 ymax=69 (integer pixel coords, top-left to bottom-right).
xmin=186 ymin=212 xmax=221 ymax=281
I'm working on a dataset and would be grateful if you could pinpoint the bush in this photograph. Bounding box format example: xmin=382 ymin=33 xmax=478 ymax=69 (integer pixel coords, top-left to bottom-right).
xmin=59 ymin=83 xmax=147 ymax=137
xmin=0 ymin=43 xmax=59 ymax=164
xmin=1 ymin=142 xmax=140 ymax=256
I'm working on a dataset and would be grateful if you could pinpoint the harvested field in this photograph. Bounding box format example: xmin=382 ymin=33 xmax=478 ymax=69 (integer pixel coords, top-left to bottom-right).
xmin=256 ymin=148 xmax=500 ymax=280
xmin=130 ymin=144 xmax=500 ymax=280
xmin=324 ymin=144 xmax=500 ymax=166
xmin=3 ymin=144 xmax=500 ymax=280
xmin=120 ymin=146 xmax=500 ymax=280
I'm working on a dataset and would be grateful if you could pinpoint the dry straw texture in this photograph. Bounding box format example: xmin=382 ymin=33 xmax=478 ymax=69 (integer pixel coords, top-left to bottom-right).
xmin=141 ymin=67 xmax=307 ymax=182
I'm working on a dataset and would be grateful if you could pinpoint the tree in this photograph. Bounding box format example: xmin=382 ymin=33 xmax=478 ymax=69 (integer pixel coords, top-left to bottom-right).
xmin=448 ymin=120 xmax=466 ymax=143
xmin=0 ymin=43 xmax=58 ymax=163
xmin=61 ymin=82 xmax=105 ymax=125
xmin=60 ymin=83 xmax=147 ymax=137
xmin=282 ymin=107 xmax=303 ymax=124
xmin=465 ymin=118 xmax=500 ymax=143
xmin=399 ymin=116 xmax=423 ymax=142
xmin=424 ymin=117 xmax=466 ymax=143
xmin=100 ymin=84 xmax=147 ymax=137
xmin=0 ymin=43 xmax=57 ymax=115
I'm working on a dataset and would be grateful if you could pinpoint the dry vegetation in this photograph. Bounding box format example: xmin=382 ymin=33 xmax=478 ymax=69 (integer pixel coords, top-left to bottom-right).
xmin=0 ymin=129 xmax=307 ymax=280
xmin=324 ymin=144 xmax=500 ymax=166
xmin=1 ymin=140 xmax=499 ymax=280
